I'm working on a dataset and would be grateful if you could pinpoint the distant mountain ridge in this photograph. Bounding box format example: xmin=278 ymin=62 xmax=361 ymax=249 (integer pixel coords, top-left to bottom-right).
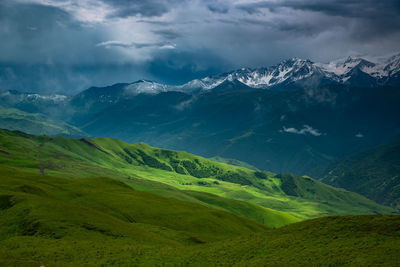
xmin=184 ymin=53 xmax=400 ymax=91
xmin=2 ymin=53 xmax=399 ymax=99
xmin=1 ymin=53 xmax=400 ymax=175
xmin=98 ymin=53 xmax=400 ymax=93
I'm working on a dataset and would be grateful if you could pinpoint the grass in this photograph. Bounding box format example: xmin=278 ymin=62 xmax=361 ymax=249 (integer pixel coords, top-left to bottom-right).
xmin=0 ymin=172 xmax=398 ymax=267
xmin=0 ymin=129 xmax=395 ymax=225
xmin=142 ymin=215 xmax=400 ymax=266
xmin=314 ymin=138 xmax=400 ymax=209
xmin=0 ymin=166 xmax=269 ymax=266
xmin=0 ymin=129 xmax=399 ymax=266
xmin=209 ymin=155 xmax=259 ymax=170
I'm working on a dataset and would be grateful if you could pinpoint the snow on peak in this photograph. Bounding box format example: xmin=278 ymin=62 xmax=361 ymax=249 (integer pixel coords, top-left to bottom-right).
xmin=317 ymin=57 xmax=371 ymax=76
xmin=113 ymin=53 xmax=400 ymax=96
xmin=383 ymin=53 xmax=400 ymax=75
xmin=124 ymin=80 xmax=171 ymax=95
xmin=2 ymin=90 xmax=68 ymax=102
xmin=316 ymin=53 xmax=400 ymax=82
xmin=192 ymin=57 xmax=325 ymax=90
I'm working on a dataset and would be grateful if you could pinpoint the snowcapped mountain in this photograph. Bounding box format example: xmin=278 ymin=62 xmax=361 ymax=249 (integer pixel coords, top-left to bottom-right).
xmin=183 ymin=58 xmax=335 ymax=91
xmin=0 ymin=90 xmax=68 ymax=103
xmin=124 ymin=80 xmax=173 ymax=95
xmin=0 ymin=90 xmax=69 ymax=110
xmin=71 ymin=53 xmax=399 ymax=98
xmin=182 ymin=53 xmax=400 ymax=92
xmin=1 ymin=54 xmax=399 ymax=175
xmin=2 ymin=53 xmax=399 ymax=106
xmin=0 ymin=90 xmax=71 ymax=118
xmin=318 ymin=54 xmax=400 ymax=85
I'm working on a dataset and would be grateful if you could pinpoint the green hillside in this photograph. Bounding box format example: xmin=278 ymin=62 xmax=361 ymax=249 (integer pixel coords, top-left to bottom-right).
xmin=0 ymin=129 xmax=399 ymax=266
xmin=0 ymin=106 xmax=87 ymax=137
xmin=1 ymin=173 xmax=398 ymax=267
xmin=0 ymin=167 xmax=268 ymax=266
xmin=313 ymin=138 xmax=400 ymax=209
xmin=0 ymin=129 xmax=394 ymax=223
xmin=146 ymin=215 xmax=400 ymax=266
xmin=210 ymin=156 xmax=259 ymax=170
xmin=0 ymin=129 xmax=298 ymax=228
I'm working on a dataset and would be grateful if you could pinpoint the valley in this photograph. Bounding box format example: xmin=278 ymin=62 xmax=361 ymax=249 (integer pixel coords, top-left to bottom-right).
xmin=1 ymin=55 xmax=399 ymax=266
xmin=2 ymin=55 xmax=400 ymax=175
xmin=0 ymin=129 xmax=398 ymax=266
xmin=1 ymin=1 xmax=400 ymax=265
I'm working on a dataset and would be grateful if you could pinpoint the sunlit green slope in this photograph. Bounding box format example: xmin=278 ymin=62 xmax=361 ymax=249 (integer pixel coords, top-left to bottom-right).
xmin=0 ymin=129 xmax=399 ymax=266
xmin=0 ymin=129 xmax=394 ymax=224
xmin=0 ymin=167 xmax=268 ymax=266
xmin=0 ymin=129 xmax=297 ymax=227
xmin=210 ymin=156 xmax=259 ymax=170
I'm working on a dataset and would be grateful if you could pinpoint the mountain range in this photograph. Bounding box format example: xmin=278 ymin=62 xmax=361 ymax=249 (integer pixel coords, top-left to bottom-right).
xmin=106 ymin=53 xmax=400 ymax=93
xmin=180 ymin=53 xmax=400 ymax=91
xmin=1 ymin=54 xmax=400 ymax=266
xmin=1 ymin=53 xmax=400 ymax=175
xmin=2 ymin=53 xmax=400 ymax=98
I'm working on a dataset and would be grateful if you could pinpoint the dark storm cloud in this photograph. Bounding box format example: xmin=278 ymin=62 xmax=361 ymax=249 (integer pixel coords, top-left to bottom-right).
xmin=0 ymin=0 xmax=400 ymax=94
xmin=104 ymin=0 xmax=180 ymax=18
xmin=236 ymin=0 xmax=400 ymax=18
xmin=96 ymin=40 xmax=175 ymax=49
xmin=0 ymin=1 xmax=150 ymax=93
xmin=146 ymin=48 xmax=229 ymax=85
xmin=0 ymin=1 xmax=115 ymax=64
xmin=207 ymin=3 xmax=229 ymax=14
xmin=280 ymin=0 xmax=400 ymax=18
xmin=152 ymin=29 xmax=181 ymax=40
xmin=235 ymin=0 xmax=400 ymax=41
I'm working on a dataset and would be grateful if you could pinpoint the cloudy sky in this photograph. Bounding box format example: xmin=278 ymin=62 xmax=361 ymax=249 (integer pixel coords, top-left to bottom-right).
xmin=1 ymin=0 xmax=399 ymax=94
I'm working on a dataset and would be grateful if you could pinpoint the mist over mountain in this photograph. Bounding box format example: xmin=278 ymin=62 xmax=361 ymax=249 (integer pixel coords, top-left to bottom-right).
xmin=1 ymin=0 xmax=400 ymax=265
xmin=180 ymin=54 xmax=400 ymax=91
xmin=1 ymin=54 xmax=399 ymax=175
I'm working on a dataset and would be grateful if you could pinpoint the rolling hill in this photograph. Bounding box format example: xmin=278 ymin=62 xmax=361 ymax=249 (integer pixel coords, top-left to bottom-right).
xmin=313 ymin=138 xmax=400 ymax=209
xmin=145 ymin=215 xmax=400 ymax=266
xmin=0 ymin=129 xmax=398 ymax=265
xmin=0 ymin=166 xmax=269 ymax=266
xmin=0 ymin=171 xmax=398 ymax=267
xmin=0 ymin=129 xmax=394 ymax=223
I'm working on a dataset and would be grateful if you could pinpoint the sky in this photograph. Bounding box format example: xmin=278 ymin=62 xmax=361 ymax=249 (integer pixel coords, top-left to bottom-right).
xmin=0 ymin=0 xmax=399 ymax=94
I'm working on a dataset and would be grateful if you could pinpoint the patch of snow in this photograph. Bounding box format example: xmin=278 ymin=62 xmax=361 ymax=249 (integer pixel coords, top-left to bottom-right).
xmin=124 ymin=80 xmax=170 ymax=95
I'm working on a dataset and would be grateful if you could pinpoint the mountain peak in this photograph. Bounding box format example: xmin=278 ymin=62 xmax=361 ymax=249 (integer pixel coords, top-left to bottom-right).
xmin=178 ymin=53 xmax=399 ymax=92
xmin=124 ymin=80 xmax=170 ymax=95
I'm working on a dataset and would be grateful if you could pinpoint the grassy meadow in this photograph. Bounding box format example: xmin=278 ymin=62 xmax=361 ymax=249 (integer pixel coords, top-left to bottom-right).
xmin=0 ymin=129 xmax=399 ymax=266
